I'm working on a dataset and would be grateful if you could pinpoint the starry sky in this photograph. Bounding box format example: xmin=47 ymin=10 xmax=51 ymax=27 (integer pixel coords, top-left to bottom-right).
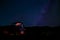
xmin=0 ymin=0 xmax=60 ymax=27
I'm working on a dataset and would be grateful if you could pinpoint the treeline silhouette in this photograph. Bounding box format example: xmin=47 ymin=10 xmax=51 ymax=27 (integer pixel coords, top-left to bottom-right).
xmin=0 ymin=25 xmax=60 ymax=40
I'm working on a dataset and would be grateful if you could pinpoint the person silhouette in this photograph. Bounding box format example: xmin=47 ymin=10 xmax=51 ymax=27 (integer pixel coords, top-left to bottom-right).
xmin=14 ymin=22 xmax=25 ymax=35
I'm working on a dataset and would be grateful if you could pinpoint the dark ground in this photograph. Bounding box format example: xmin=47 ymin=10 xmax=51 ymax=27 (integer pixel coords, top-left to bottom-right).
xmin=0 ymin=26 xmax=60 ymax=40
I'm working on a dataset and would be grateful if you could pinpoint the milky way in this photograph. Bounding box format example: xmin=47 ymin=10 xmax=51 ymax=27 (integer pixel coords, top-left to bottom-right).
xmin=0 ymin=0 xmax=60 ymax=27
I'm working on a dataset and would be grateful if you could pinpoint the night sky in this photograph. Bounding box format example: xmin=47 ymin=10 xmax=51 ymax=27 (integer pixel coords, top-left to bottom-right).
xmin=0 ymin=0 xmax=60 ymax=27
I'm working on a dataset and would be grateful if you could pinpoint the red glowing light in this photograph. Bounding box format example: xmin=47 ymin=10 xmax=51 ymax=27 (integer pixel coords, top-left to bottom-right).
xmin=20 ymin=31 xmax=24 ymax=34
xmin=16 ymin=22 xmax=22 ymax=26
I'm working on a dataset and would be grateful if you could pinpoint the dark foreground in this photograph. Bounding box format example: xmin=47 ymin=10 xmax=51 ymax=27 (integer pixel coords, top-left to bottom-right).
xmin=0 ymin=25 xmax=60 ymax=40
